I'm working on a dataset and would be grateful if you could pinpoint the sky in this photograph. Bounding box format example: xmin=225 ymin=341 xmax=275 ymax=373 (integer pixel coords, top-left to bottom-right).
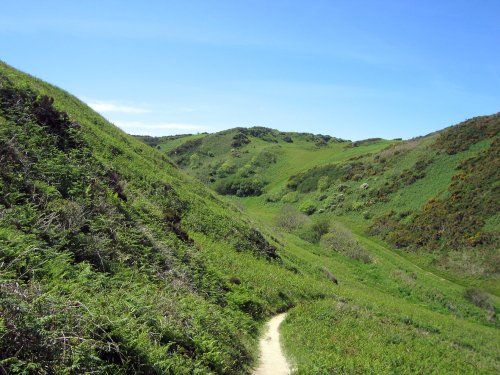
xmin=1 ymin=0 xmax=499 ymax=140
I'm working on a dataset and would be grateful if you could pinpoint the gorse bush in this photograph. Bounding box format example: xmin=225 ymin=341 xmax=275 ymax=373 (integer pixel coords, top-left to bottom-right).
xmin=371 ymin=134 xmax=500 ymax=257
xmin=319 ymin=222 xmax=355 ymax=250
xmin=287 ymin=164 xmax=345 ymax=193
xmin=433 ymin=114 xmax=499 ymax=155
xmin=298 ymin=200 xmax=317 ymax=215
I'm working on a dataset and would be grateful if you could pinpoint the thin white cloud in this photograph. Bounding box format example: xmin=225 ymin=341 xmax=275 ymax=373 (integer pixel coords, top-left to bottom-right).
xmin=113 ymin=120 xmax=207 ymax=131
xmin=86 ymin=100 xmax=150 ymax=114
xmin=178 ymin=106 xmax=197 ymax=112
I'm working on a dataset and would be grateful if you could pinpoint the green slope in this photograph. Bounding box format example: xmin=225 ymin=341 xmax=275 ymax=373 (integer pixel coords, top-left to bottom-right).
xmin=151 ymin=115 xmax=499 ymax=285
xmin=140 ymin=127 xmax=393 ymax=195
xmin=0 ymin=62 xmax=329 ymax=374
xmin=1 ymin=61 xmax=499 ymax=374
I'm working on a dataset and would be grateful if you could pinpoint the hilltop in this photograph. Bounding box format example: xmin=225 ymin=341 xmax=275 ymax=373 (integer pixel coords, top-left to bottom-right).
xmin=1 ymin=61 xmax=499 ymax=374
xmin=142 ymin=127 xmax=389 ymax=196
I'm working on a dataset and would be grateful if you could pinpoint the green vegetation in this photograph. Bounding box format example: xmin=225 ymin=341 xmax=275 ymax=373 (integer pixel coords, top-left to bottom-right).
xmin=282 ymin=296 xmax=498 ymax=374
xmin=142 ymin=126 xmax=374 ymax=198
xmin=152 ymin=113 xmax=499 ymax=282
xmin=149 ymin=111 xmax=499 ymax=373
xmin=0 ymin=62 xmax=329 ymax=374
xmin=320 ymin=223 xmax=373 ymax=264
xmin=1 ymin=60 xmax=499 ymax=374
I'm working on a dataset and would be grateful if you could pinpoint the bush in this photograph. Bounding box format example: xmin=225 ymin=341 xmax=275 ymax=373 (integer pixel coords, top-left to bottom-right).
xmin=299 ymin=200 xmax=317 ymax=215
xmin=287 ymin=164 xmax=344 ymax=193
xmin=299 ymin=217 xmax=330 ymax=244
xmin=346 ymin=247 xmax=372 ymax=264
xmin=464 ymin=288 xmax=492 ymax=310
xmin=228 ymin=291 xmax=265 ymax=319
xmin=231 ymin=132 xmax=251 ymax=148
xmin=281 ymin=191 xmax=299 ymax=203
xmin=214 ymin=178 xmax=265 ymax=197
xmin=317 ymin=176 xmax=330 ymax=192
xmin=275 ymin=205 xmax=308 ymax=232
xmin=217 ymin=161 xmax=237 ymax=177
xmin=320 ymin=223 xmax=372 ymax=263
xmin=433 ymin=114 xmax=499 ymax=155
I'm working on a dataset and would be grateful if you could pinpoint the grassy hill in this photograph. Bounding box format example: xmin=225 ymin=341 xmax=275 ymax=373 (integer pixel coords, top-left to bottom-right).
xmin=146 ymin=115 xmax=499 ymax=287
xmin=0 ymin=61 xmax=331 ymax=374
xmin=1 ymin=61 xmax=499 ymax=374
xmin=141 ymin=113 xmax=499 ymax=373
xmin=149 ymin=127 xmax=391 ymax=196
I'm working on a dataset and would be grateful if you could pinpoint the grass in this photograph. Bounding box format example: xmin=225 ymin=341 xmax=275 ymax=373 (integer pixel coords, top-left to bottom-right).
xmin=0 ymin=61 xmax=335 ymax=373
xmin=2 ymin=59 xmax=499 ymax=374
xmin=153 ymin=126 xmax=394 ymax=194
xmin=282 ymin=296 xmax=499 ymax=374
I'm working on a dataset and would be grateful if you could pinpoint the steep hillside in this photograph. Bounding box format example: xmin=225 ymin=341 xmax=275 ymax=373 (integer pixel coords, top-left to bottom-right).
xmin=281 ymin=115 xmax=499 ymax=281
xmin=0 ymin=62 xmax=329 ymax=374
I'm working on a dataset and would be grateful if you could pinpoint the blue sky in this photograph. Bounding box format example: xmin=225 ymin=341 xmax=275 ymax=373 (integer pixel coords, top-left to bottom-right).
xmin=1 ymin=0 xmax=499 ymax=140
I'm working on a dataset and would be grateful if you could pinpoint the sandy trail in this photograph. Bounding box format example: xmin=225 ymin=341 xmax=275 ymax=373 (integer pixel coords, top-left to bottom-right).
xmin=253 ymin=313 xmax=291 ymax=375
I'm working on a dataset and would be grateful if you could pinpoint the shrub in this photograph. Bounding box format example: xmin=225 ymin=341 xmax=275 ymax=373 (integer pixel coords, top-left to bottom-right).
xmin=214 ymin=178 xmax=265 ymax=197
xmin=217 ymin=161 xmax=237 ymax=177
xmin=433 ymin=114 xmax=499 ymax=155
xmin=320 ymin=223 xmax=372 ymax=263
xmin=287 ymin=164 xmax=344 ymax=193
xmin=275 ymin=205 xmax=308 ymax=232
xmin=320 ymin=223 xmax=355 ymax=251
xmin=264 ymin=190 xmax=284 ymax=203
xmin=281 ymin=191 xmax=299 ymax=203
xmin=189 ymin=153 xmax=200 ymax=168
xmin=337 ymin=184 xmax=348 ymax=192
xmin=299 ymin=200 xmax=317 ymax=215
xmin=231 ymin=132 xmax=251 ymax=148
xmin=346 ymin=247 xmax=372 ymax=264
xmin=349 ymin=138 xmax=383 ymax=147
xmin=317 ymin=176 xmax=330 ymax=192
xmin=228 ymin=292 xmax=265 ymax=319
xmin=464 ymin=288 xmax=492 ymax=310
xmin=299 ymin=217 xmax=330 ymax=244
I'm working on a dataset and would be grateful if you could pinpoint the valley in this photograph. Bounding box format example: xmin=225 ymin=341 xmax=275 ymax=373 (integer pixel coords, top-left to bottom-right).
xmin=140 ymin=111 xmax=500 ymax=373
xmin=0 ymin=60 xmax=498 ymax=374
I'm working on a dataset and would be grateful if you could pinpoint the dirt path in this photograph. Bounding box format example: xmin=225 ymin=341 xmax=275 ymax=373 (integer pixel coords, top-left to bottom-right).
xmin=253 ymin=313 xmax=291 ymax=375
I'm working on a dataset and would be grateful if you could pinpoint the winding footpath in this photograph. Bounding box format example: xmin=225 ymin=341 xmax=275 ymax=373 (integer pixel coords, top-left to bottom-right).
xmin=253 ymin=313 xmax=292 ymax=375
